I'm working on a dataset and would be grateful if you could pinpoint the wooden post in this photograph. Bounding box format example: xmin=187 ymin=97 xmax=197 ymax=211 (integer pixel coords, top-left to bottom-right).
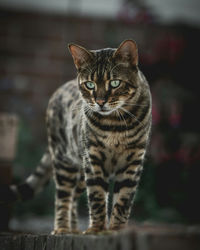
xmin=0 ymin=113 xmax=18 ymax=231
xmin=0 ymin=225 xmax=200 ymax=250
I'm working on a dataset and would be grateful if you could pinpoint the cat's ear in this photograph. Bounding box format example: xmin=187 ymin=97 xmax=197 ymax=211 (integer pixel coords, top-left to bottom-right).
xmin=113 ymin=39 xmax=138 ymax=67
xmin=68 ymin=43 xmax=93 ymax=70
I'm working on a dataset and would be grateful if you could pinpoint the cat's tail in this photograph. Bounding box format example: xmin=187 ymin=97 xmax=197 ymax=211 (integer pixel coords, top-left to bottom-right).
xmin=0 ymin=149 xmax=52 ymax=203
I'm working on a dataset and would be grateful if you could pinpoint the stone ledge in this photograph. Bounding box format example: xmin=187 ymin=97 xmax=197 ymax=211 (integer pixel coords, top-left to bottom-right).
xmin=0 ymin=224 xmax=200 ymax=250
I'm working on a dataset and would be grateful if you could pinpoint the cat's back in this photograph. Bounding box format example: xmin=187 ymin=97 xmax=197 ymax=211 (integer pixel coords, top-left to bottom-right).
xmin=46 ymin=78 xmax=83 ymax=165
xmin=48 ymin=79 xmax=80 ymax=109
xmin=46 ymin=79 xmax=82 ymax=121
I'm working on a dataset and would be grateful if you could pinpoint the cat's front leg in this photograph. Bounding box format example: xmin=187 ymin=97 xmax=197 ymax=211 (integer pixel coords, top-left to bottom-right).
xmin=83 ymin=155 xmax=109 ymax=234
xmin=71 ymin=171 xmax=86 ymax=234
xmin=109 ymin=158 xmax=143 ymax=231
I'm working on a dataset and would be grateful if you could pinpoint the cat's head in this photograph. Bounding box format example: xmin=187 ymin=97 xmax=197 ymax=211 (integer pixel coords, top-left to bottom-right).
xmin=68 ymin=40 xmax=139 ymax=115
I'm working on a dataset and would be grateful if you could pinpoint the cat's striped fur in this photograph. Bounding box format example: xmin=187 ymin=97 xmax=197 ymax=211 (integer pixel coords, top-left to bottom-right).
xmin=1 ymin=40 xmax=152 ymax=234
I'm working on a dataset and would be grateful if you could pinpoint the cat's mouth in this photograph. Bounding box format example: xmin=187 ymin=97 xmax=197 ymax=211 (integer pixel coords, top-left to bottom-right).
xmin=100 ymin=107 xmax=108 ymax=112
xmin=87 ymin=102 xmax=118 ymax=115
xmin=98 ymin=110 xmax=113 ymax=115
xmin=97 ymin=106 xmax=117 ymax=115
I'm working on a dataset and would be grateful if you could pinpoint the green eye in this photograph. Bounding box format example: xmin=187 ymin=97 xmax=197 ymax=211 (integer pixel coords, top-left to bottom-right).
xmin=85 ymin=81 xmax=95 ymax=89
xmin=110 ymin=80 xmax=121 ymax=88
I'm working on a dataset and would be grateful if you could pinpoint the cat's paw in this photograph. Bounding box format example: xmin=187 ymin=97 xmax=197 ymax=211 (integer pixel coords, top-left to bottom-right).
xmin=71 ymin=229 xmax=82 ymax=234
xmin=83 ymin=227 xmax=106 ymax=235
xmin=109 ymin=224 xmax=125 ymax=231
xmin=51 ymin=228 xmax=71 ymax=235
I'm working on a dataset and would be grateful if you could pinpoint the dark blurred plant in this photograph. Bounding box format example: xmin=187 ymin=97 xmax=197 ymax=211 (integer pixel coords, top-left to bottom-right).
xmin=13 ymin=119 xmax=54 ymax=217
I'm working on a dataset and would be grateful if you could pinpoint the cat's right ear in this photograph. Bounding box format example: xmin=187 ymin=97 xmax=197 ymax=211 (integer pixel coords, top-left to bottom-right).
xmin=68 ymin=44 xmax=93 ymax=70
xmin=113 ymin=39 xmax=138 ymax=67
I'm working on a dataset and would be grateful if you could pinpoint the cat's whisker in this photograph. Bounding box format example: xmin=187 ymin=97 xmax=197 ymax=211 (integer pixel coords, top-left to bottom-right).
xmin=119 ymin=107 xmax=144 ymax=127
xmin=123 ymin=102 xmax=148 ymax=107
xmin=84 ymin=106 xmax=91 ymax=114
xmin=117 ymin=109 xmax=128 ymax=128
xmin=116 ymin=101 xmax=148 ymax=107
xmin=115 ymin=110 xmax=122 ymax=122
xmin=71 ymin=104 xmax=83 ymax=111
xmin=117 ymin=109 xmax=129 ymax=138
xmin=83 ymin=105 xmax=98 ymax=122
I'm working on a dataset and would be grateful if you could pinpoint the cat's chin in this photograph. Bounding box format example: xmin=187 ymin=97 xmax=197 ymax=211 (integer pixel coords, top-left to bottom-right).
xmin=97 ymin=110 xmax=113 ymax=116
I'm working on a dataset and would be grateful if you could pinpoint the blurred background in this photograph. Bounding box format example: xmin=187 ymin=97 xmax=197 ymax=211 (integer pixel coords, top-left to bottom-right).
xmin=0 ymin=0 xmax=200 ymax=232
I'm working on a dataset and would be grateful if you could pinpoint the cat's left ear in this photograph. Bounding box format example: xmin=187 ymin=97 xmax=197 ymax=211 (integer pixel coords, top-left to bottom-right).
xmin=68 ymin=43 xmax=93 ymax=70
xmin=113 ymin=39 xmax=138 ymax=67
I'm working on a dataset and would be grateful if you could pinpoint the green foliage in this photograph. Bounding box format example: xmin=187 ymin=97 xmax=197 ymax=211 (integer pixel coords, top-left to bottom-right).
xmin=14 ymin=119 xmax=45 ymax=177
xmin=13 ymin=119 xmax=54 ymax=217
xmin=132 ymin=159 xmax=186 ymax=224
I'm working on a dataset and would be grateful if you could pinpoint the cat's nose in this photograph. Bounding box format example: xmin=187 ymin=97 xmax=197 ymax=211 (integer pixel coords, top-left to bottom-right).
xmin=96 ymin=98 xmax=106 ymax=107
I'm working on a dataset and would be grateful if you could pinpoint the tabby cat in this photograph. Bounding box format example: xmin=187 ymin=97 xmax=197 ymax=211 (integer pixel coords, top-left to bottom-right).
xmin=3 ymin=39 xmax=152 ymax=234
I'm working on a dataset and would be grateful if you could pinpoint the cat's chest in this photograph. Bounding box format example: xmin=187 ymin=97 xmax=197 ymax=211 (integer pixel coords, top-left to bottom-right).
xmin=102 ymin=132 xmax=128 ymax=148
xmin=89 ymin=133 xmax=130 ymax=174
xmin=104 ymin=148 xmax=126 ymax=174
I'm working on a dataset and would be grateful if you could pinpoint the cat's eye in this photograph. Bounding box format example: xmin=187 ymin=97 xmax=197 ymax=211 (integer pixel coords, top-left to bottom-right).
xmin=85 ymin=81 xmax=95 ymax=90
xmin=110 ymin=80 xmax=121 ymax=88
